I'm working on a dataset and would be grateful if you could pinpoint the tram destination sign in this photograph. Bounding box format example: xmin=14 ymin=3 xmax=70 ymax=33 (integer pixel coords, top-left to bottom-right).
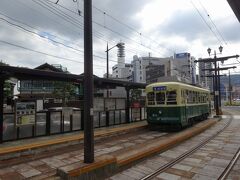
xmin=153 ymin=86 xmax=166 ymax=91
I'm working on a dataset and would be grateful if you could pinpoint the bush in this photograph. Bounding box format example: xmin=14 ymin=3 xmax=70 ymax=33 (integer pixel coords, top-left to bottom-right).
xmin=224 ymin=101 xmax=240 ymax=106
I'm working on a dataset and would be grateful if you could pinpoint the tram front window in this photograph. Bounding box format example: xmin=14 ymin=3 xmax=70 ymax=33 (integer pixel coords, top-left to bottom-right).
xmin=156 ymin=92 xmax=165 ymax=104
xmin=147 ymin=92 xmax=155 ymax=105
xmin=167 ymin=91 xmax=177 ymax=105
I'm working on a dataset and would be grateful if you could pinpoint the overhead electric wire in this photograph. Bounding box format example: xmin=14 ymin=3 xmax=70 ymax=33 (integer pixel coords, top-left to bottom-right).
xmin=191 ymin=0 xmax=223 ymax=45
xmin=0 ymin=11 xmax=81 ymax=48
xmin=33 ymin=0 xmax=84 ymax=29
xmin=42 ymin=0 xmax=167 ymax=56
xmin=0 ymin=40 xmax=106 ymax=69
xmin=0 ymin=40 xmax=82 ymax=63
xmin=35 ymin=0 xmax=150 ymax=56
xmin=43 ymin=0 xmax=166 ymax=57
xmin=15 ymin=0 xmax=81 ymax=36
xmin=89 ymin=1 xmax=175 ymax=53
xmin=0 ymin=10 xmax=133 ymax=66
xmin=0 ymin=17 xmax=85 ymax=55
xmin=0 ymin=15 xmax=116 ymax=63
xmin=198 ymin=0 xmax=228 ymax=45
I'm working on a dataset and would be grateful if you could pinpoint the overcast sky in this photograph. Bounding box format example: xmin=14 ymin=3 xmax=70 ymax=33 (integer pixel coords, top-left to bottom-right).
xmin=0 ymin=0 xmax=239 ymax=77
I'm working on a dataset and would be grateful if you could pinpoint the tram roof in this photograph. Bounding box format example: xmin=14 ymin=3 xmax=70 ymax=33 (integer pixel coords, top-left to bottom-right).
xmin=146 ymin=81 xmax=210 ymax=92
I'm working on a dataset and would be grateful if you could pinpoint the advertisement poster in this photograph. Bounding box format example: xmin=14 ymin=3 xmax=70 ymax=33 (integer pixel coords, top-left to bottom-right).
xmin=16 ymin=102 xmax=35 ymax=125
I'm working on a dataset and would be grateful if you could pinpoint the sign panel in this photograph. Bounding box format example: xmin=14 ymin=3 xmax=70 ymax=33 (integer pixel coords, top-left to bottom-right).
xmin=16 ymin=102 xmax=35 ymax=125
xmin=153 ymin=86 xmax=166 ymax=91
xmin=175 ymin=52 xmax=190 ymax=59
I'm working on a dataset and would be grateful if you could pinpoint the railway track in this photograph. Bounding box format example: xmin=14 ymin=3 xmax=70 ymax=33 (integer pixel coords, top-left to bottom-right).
xmin=140 ymin=116 xmax=233 ymax=180
xmin=218 ymin=147 xmax=240 ymax=180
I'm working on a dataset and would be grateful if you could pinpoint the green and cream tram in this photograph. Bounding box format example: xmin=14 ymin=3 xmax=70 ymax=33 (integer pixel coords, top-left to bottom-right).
xmin=146 ymin=82 xmax=211 ymax=129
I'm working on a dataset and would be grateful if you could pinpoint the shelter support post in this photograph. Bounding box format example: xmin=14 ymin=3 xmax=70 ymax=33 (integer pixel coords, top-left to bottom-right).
xmin=126 ymin=87 xmax=130 ymax=123
xmin=0 ymin=78 xmax=4 ymax=143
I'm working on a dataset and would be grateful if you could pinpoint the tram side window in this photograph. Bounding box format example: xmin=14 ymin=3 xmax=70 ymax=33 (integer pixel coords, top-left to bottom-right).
xmin=147 ymin=92 xmax=155 ymax=105
xmin=156 ymin=92 xmax=165 ymax=104
xmin=193 ymin=91 xmax=196 ymax=103
xmin=167 ymin=91 xmax=177 ymax=105
xmin=198 ymin=92 xmax=201 ymax=103
xmin=186 ymin=90 xmax=190 ymax=103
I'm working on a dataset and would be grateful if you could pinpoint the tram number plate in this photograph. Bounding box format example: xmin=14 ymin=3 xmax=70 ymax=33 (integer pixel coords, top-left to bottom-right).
xmin=153 ymin=86 xmax=166 ymax=91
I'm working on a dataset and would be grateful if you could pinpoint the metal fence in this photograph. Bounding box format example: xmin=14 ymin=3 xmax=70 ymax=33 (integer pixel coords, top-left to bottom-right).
xmin=2 ymin=107 xmax=146 ymax=142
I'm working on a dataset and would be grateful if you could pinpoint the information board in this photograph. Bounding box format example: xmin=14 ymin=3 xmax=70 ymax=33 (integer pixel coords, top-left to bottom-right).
xmin=16 ymin=102 xmax=36 ymax=125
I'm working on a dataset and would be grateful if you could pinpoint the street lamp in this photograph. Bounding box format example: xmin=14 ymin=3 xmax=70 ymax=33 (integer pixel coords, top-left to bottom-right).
xmin=105 ymin=42 xmax=123 ymax=79
xmin=207 ymin=46 xmax=223 ymax=116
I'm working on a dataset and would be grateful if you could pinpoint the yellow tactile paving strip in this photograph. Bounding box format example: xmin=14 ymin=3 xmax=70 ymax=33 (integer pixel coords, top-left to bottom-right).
xmin=0 ymin=121 xmax=147 ymax=156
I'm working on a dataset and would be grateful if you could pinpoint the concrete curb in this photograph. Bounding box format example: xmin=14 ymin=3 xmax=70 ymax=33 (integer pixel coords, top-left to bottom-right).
xmin=57 ymin=155 xmax=117 ymax=180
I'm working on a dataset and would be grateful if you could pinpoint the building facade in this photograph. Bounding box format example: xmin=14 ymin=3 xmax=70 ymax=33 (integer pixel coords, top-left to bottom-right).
xmin=198 ymin=61 xmax=213 ymax=90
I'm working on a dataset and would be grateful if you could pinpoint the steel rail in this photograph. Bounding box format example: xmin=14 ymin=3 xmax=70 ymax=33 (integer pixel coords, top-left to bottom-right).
xmin=140 ymin=117 xmax=232 ymax=180
xmin=218 ymin=147 xmax=240 ymax=180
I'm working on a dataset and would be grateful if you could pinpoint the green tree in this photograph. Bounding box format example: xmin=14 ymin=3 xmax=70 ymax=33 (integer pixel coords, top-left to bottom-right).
xmin=0 ymin=61 xmax=13 ymax=100
xmin=130 ymin=89 xmax=142 ymax=101
xmin=53 ymin=81 xmax=76 ymax=106
xmin=0 ymin=61 xmax=9 ymax=66
xmin=4 ymin=82 xmax=12 ymax=98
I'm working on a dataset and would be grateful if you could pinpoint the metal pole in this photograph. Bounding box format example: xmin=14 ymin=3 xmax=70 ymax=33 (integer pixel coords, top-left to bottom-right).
xmin=126 ymin=87 xmax=130 ymax=123
xmin=106 ymin=43 xmax=109 ymax=98
xmin=229 ymin=71 xmax=232 ymax=105
xmin=0 ymin=78 xmax=3 ymax=143
xmin=84 ymin=0 xmax=94 ymax=163
xmin=217 ymin=63 xmax=222 ymax=109
xmin=214 ymin=51 xmax=219 ymax=116
xmin=106 ymin=43 xmax=109 ymax=79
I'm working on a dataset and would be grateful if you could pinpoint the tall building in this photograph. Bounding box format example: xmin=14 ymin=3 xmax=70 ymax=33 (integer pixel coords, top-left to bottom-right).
xmin=132 ymin=53 xmax=196 ymax=84
xmin=198 ymin=61 xmax=213 ymax=90
xmin=173 ymin=53 xmax=196 ymax=84
xmin=132 ymin=55 xmax=174 ymax=83
xmin=111 ymin=43 xmax=133 ymax=81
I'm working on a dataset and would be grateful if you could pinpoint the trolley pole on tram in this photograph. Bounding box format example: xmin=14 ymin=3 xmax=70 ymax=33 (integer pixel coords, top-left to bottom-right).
xmin=195 ymin=46 xmax=239 ymax=116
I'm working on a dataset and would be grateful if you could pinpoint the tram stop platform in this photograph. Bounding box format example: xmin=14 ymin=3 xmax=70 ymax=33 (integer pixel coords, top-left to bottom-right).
xmin=0 ymin=118 xmax=220 ymax=179
xmin=0 ymin=121 xmax=148 ymax=159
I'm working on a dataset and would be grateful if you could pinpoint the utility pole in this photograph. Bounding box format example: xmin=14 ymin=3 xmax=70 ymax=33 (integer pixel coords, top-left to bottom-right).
xmin=213 ymin=50 xmax=219 ymax=115
xmin=201 ymin=66 xmax=236 ymax=113
xmin=84 ymin=0 xmax=94 ymax=163
xmin=0 ymin=78 xmax=4 ymax=143
xmin=229 ymin=70 xmax=232 ymax=105
xmin=106 ymin=43 xmax=109 ymax=79
xmin=195 ymin=46 xmax=239 ymax=116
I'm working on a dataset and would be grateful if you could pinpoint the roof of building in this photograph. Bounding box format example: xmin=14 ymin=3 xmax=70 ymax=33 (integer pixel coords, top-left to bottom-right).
xmin=34 ymin=63 xmax=67 ymax=73
xmin=227 ymin=0 xmax=240 ymax=22
xmin=0 ymin=65 xmax=146 ymax=89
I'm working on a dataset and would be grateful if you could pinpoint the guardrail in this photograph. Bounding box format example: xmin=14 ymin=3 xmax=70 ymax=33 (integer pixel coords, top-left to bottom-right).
xmin=2 ymin=107 xmax=146 ymax=142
